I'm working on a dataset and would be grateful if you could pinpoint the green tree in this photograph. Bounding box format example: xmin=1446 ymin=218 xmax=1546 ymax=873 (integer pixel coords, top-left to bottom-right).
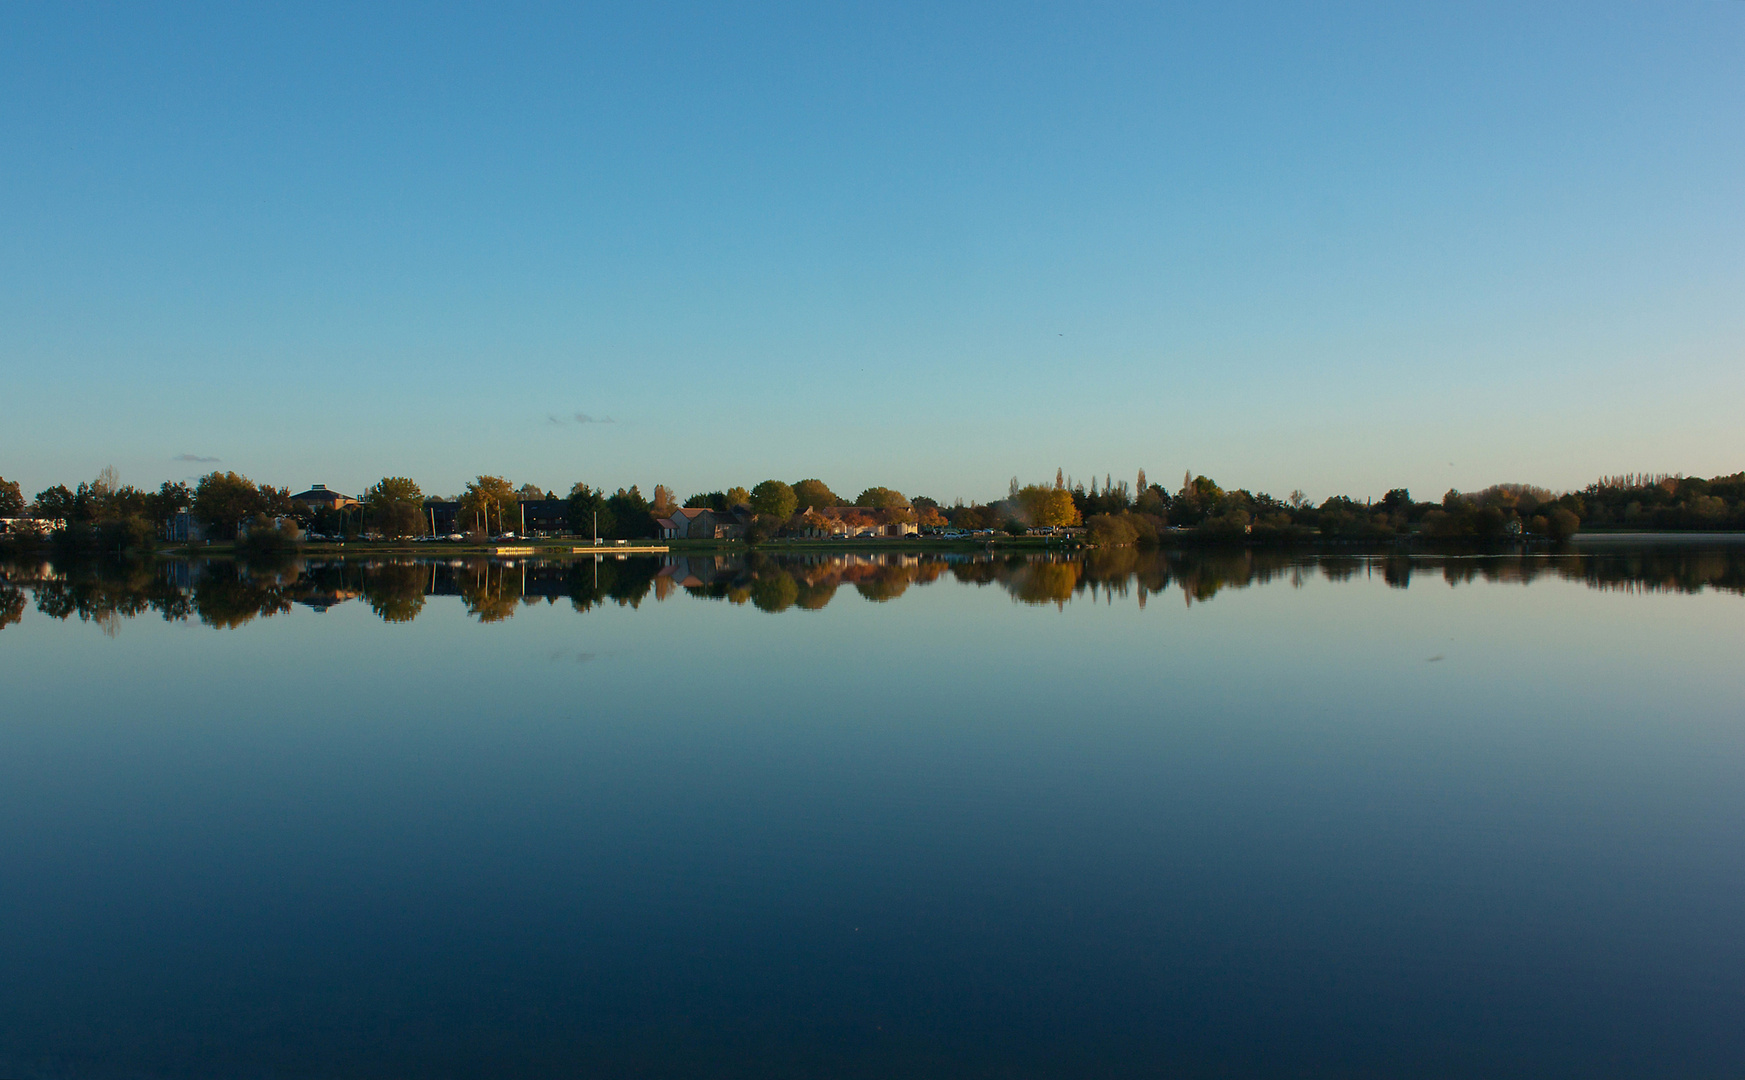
xmin=686 ymin=490 xmax=727 ymax=510
xmin=749 ymin=479 xmax=798 ymax=521
xmin=0 ymin=585 xmax=23 ymax=631
xmin=143 ymin=481 xmax=192 ymax=525
xmin=1183 ymin=475 xmax=1223 ymax=503
xmin=855 ymin=486 xmax=908 ymax=509
xmin=1167 ymin=475 xmax=1224 ymax=527
xmin=0 ymin=478 xmax=24 ymax=517
xmin=192 ymin=471 xmax=265 ymax=539
xmin=32 ymin=485 xmax=77 ymax=522
xmin=259 ymin=485 xmax=299 ymax=519
xmin=363 ymin=563 xmax=428 ymax=623
xmin=1135 ymin=484 xmax=1171 ymax=516
xmin=750 ymin=571 xmax=799 ymax=613
xmin=237 ymin=513 xmax=303 ymax=554
xmin=791 ymin=479 xmax=839 ymax=511
xmin=364 ymin=477 xmax=426 ymax=539
xmin=949 ymin=503 xmax=996 ymax=530
xmin=567 ymin=483 xmax=615 ymax=539
xmin=1087 ymin=513 xmax=1140 ymax=546
xmin=723 ymin=485 xmax=752 ymax=509
xmin=606 ymin=486 xmax=655 ymax=538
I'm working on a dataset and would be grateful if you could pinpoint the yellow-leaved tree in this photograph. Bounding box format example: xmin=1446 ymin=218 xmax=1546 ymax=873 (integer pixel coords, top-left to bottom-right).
xmin=461 ymin=475 xmax=517 ymax=535
xmin=1016 ymin=484 xmax=1081 ymax=528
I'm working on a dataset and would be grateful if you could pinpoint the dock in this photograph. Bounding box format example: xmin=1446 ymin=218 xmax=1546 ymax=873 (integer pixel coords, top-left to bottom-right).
xmin=571 ymin=545 xmax=669 ymax=554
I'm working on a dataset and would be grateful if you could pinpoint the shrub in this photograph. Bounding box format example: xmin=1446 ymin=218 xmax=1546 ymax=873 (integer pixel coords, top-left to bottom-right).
xmin=237 ymin=515 xmax=303 ymax=555
xmin=1547 ymin=507 xmax=1580 ymax=541
xmin=1087 ymin=513 xmax=1139 ymax=547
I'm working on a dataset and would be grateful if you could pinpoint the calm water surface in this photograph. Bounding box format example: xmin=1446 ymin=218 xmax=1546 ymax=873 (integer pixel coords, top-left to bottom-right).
xmin=1 ymin=547 xmax=1742 ymax=1078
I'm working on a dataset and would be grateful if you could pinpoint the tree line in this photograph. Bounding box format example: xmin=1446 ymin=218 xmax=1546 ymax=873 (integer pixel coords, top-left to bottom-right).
xmin=970 ymin=468 xmax=1744 ymax=545
xmin=5 ymin=465 xmax=1744 ymax=554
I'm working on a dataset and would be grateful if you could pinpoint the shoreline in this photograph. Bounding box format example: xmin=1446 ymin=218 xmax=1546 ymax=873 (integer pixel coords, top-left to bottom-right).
xmin=11 ymin=531 xmax=1745 ymax=564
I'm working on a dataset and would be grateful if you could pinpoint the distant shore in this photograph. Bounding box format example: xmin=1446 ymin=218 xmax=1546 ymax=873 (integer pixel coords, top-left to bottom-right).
xmin=108 ymin=529 xmax=1745 ymax=561
xmin=1569 ymin=531 xmax=1745 ymax=546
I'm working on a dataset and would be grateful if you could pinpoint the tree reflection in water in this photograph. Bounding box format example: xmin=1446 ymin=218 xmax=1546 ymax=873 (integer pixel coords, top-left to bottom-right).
xmin=3 ymin=545 xmax=1743 ymax=631
xmin=0 ymin=585 xmax=24 ymax=631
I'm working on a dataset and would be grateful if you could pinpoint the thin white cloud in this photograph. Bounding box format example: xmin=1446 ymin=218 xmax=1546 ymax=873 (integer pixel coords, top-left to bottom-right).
xmin=547 ymin=412 xmax=617 ymax=426
xmin=173 ymin=453 xmax=221 ymax=462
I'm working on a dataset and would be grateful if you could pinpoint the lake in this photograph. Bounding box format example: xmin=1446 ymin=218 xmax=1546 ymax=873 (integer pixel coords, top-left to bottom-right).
xmin=1 ymin=546 xmax=1742 ymax=1078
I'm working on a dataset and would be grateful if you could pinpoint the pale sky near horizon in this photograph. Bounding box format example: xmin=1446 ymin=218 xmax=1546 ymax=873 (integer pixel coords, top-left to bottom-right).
xmin=2 ymin=3 xmax=1740 ymax=505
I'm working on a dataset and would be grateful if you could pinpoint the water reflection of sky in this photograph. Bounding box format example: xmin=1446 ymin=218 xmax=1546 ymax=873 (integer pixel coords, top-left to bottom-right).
xmin=1 ymin=550 xmax=1742 ymax=1077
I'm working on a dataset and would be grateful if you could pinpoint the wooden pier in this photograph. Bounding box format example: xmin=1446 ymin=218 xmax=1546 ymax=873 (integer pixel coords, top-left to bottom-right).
xmin=571 ymin=545 xmax=669 ymax=554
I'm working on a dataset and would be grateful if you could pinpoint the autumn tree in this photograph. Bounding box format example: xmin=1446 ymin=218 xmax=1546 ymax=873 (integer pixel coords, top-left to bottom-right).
xmin=1015 ymin=484 xmax=1082 ymax=528
xmin=749 ymin=479 xmax=797 ymax=521
xmin=651 ymin=485 xmax=678 ymax=516
xmin=461 ymin=475 xmax=517 ymax=535
xmin=910 ymin=496 xmax=945 ymax=530
xmin=800 ymin=507 xmax=832 ymax=535
xmin=880 ymin=505 xmax=916 ymax=529
xmin=458 ymin=561 xmax=522 ymax=622
xmin=1547 ymin=507 xmax=1581 ymax=541
xmin=724 ymin=486 xmax=752 ymax=509
xmin=364 ymin=477 xmax=426 ymax=539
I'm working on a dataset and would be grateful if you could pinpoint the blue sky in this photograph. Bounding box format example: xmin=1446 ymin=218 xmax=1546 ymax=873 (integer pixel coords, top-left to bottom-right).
xmin=3 ymin=2 xmax=1740 ymax=504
